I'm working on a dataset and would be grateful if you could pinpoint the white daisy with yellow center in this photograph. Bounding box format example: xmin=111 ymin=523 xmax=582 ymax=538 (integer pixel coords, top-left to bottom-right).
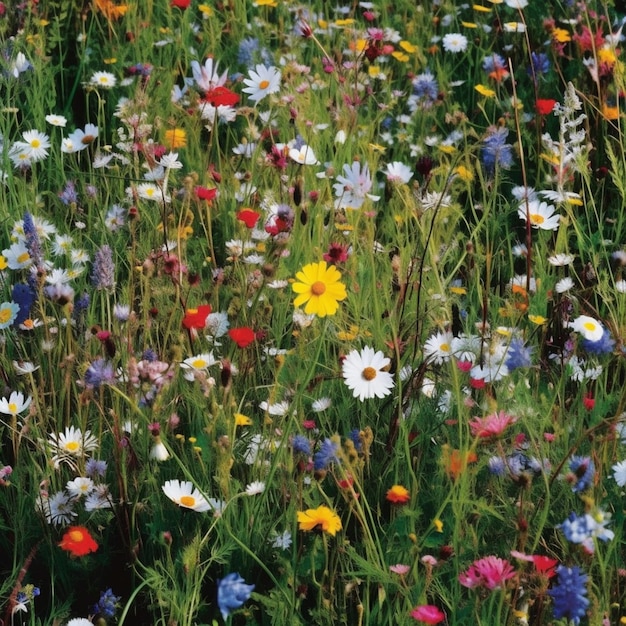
xmin=162 ymin=479 xmax=211 ymax=512
xmin=569 ymin=315 xmax=604 ymax=342
xmin=342 ymin=346 xmax=395 ymax=401
xmin=0 ymin=391 xmax=32 ymax=416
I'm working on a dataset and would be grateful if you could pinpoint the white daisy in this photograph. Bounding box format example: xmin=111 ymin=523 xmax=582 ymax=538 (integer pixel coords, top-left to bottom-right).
xmin=569 ymin=315 xmax=604 ymax=341
xmin=21 ymin=130 xmax=51 ymax=161
xmin=90 ymin=71 xmax=117 ymax=89
xmin=245 ymin=481 xmax=266 ymax=495
xmin=242 ymin=64 xmax=282 ymax=104
xmin=48 ymin=426 xmax=98 ymax=467
xmin=518 ymin=200 xmax=560 ymax=230
xmin=180 ymin=353 xmax=218 ymax=380
xmin=442 ymin=33 xmax=468 ymax=53
xmin=289 ymin=144 xmax=319 ymax=165
xmin=162 ymin=479 xmax=211 ymax=512
xmin=159 ymin=152 xmax=183 ymax=170
xmin=555 ymin=276 xmax=575 ymax=293
xmin=342 ymin=346 xmax=395 ymax=401
xmin=548 ymin=253 xmax=575 ymax=266
xmin=612 ymin=460 xmax=626 ymax=487
xmin=45 ymin=114 xmax=68 ymax=127
xmin=2 ymin=242 xmax=32 ymax=270
xmin=0 ymin=391 xmax=32 ymax=416
xmin=311 ymin=397 xmax=332 ymax=412
xmin=66 ymin=476 xmax=94 ymax=498
xmin=423 ymin=331 xmax=454 ymax=365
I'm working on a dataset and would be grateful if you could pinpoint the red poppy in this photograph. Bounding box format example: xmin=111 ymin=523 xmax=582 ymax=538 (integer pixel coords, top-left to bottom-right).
xmin=236 ymin=209 xmax=261 ymax=228
xmin=59 ymin=526 xmax=98 ymax=557
xmin=196 ymin=186 xmax=218 ymax=202
xmin=532 ymin=555 xmax=559 ymax=578
xmin=228 ymin=327 xmax=255 ymax=348
xmin=182 ymin=304 xmax=212 ymax=330
xmin=583 ymin=393 xmax=595 ymax=411
xmin=204 ymin=85 xmax=240 ymax=107
xmin=171 ymin=0 xmax=190 ymax=7
xmin=536 ymin=99 xmax=557 ymax=115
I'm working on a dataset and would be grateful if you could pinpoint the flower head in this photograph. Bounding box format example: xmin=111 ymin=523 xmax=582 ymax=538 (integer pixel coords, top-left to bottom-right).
xmin=386 ymin=484 xmax=410 ymax=504
xmin=59 ymin=525 xmax=98 ymax=557
xmin=242 ymin=64 xmax=281 ymax=104
xmin=333 ymin=161 xmax=378 ymax=209
xmin=217 ymin=573 xmax=255 ymax=621
xmin=342 ymin=346 xmax=395 ymax=401
xmin=518 ymin=200 xmax=560 ymax=230
xmin=297 ymin=505 xmax=342 ymax=536
xmin=569 ymin=315 xmax=604 ymax=342
xmin=459 ymin=556 xmax=516 ymax=591
xmin=0 ymin=391 xmax=32 ymax=416
xmin=292 ymin=261 xmax=347 ymax=317
xmin=90 ymin=71 xmax=116 ymax=89
xmin=548 ymin=565 xmax=589 ymax=624
xmin=442 ymin=33 xmax=468 ymax=53
xmin=469 ymin=411 xmax=517 ymax=438
xmin=182 ymin=304 xmax=212 ymax=330
xmin=162 ymin=479 xmax=211 ymax=512
xmin=48 ymin=426 xmax=98 ymax=467
xmin=410 ymin=605 xmax=446 ymax=624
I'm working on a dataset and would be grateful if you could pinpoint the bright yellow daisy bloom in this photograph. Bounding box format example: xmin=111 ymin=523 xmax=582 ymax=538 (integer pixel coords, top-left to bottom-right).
xmin=297 ymin=505 xmax=342 ymax=536
xmin=292 ymin=261 xmax=347 ymax=317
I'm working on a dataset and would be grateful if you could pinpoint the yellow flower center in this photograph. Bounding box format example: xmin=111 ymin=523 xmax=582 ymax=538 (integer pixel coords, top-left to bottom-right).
xmin=64 ymin=441 xmax=80 ymax=452
xmin=69 ymin=529 xmax=84 ymax=542
xmin=8 ymin=402 xmax=17 ymax=414
xmin=529 ymin=213 xmax=544 ymax=225
xmin=362 ymin=367 xmax=377 ymax=381
xmin=17 ymin=252 xmax=30 ymax=264
xmin=191 ymin=359 xmax=207 ymax=369
xmin=583 ymin=321 xmax=597 ymax=332
xmin=179 ymin=495 xmax=196 ymax=507
xmin=440 ymin=343 xmax=450 ymax=353
xmin=0 ymin=309 xmax=13 ymax=324
xmin=311 ymin=281 xmax=326 ymax=296
xmin=259 ymin=80 xmax=270 ymax=89
xmin=31 ymin=139 xmax=41 ymax=148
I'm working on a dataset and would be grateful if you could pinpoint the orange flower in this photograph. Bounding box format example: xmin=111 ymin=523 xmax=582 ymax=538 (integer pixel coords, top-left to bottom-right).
xmin=59 ymin=526 xmax=98 ymax=557
xmin=443 ymin=446 xmax=478 ymax=481
xmin=386 ymin=484 xmax=410 ymax=504
xmin=297 ymin=505 xmax=342 ymax=536
xmin=94 ymin=0 xmax=128 ymax=19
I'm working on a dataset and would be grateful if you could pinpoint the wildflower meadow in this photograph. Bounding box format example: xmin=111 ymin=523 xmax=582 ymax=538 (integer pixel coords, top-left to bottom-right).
xmin=2 ymin=0 xmax=626 ymax=624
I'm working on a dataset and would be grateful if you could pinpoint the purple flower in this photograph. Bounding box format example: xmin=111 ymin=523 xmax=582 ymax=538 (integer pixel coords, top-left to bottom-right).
xmin=581 ymin=329 xmax=615 ymax=355
xmin=91 ymin=244 xmax=115 ymax=290
xmin=314 ymin=437 xmax=341 ymax=471
xmin=291 ymin=435 xmax=311 ymax=456
xmin=58 ymin=181 xmax=78 ymax=205
xmin=92 ymin=588 xmax=121 ymax=618
xmin=412 ymin=71 xmax=438 ymax=106
xmin=84 ymin=358 xmax=116 ymax=389
xmin=548 ymin=565 xmax=589 ymax=625
xmin=481 ymin=127 xmax=513 ymax=175
xmin=86 ymin=458 xmax=107 ymax=477
xmin=217 ymin=572 xmax=255 ymax=620
xmin=567 ymin=456 xmax=595 ymax=493
xmin=505 ymin=337 xmax=533 ymax=370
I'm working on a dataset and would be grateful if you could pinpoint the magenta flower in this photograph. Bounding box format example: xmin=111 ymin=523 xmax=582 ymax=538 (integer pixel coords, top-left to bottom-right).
xmin=410 ymin=605 xmax=446 ymax=624
xmin=459 ymin=555 xmax=516 ymax=591
xmin=469 ymin=411 xmax=517 ymax=438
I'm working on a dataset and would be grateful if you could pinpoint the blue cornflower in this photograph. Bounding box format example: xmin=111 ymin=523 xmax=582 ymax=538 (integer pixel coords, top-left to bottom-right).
xmin=313 ymin=437 xmax=341 ymax=471
xmin=91 ymin=244 xmax=115 ymax=291
xmin=548 ymin=565 xmax=589 ymax=625
xmin=72 ymin=292 xmax=90 ymax=323
xmin=291 ymin=435 xmax=311 ymax=456
xmin=482 ymin=53 xmax=507 ymax=75
xmin=507 ymin=452 xmax=543 ymax=478
xmin=238 ymin=37 xmax=260 ymax=66
xmin=559 ymin=510 xmax=614 ymax=553
xmin=481 ymin=127 xmax=514 ymax=175
xmin=11 ymin=283 xmax=35 ymax=325
xmin=488 ymin=455 xmax=507 ymax=476
xmin=528 ymin=52 xmax=551 ymax=80
xmin=581 ymin=329 xmax=615 ymax=355
xmin=505 ymin=337 xmax=533 ymax=370
xmin=568 ymin=455 xmax=595 ymax=493
xmin=217 ymin=572 xmax=255 ymax=621
xmin=412 ymin=71 xmax=438 ymax=106
xmin=84 ymin=358 xmax=116 ymax=389
xmin=143 ymin=348 xmax=158 ymax=362
xmin=93 ymin=588 xmax=121 ymax=618
xmin=347 ymin=428 xmax=362 ymax=452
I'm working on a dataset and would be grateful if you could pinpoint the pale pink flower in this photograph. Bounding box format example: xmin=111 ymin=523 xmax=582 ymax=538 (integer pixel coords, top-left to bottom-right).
xmin=389 ymin=564 xmax=411 ymax=575
xmin=469 ymin=410 xmax=517 ymax=438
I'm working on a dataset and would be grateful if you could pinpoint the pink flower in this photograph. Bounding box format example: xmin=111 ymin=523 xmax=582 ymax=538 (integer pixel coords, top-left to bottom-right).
xmin=389 ymin=564 xmax=411 ymax=575
xmin=469 ymin=410 xmax=517 ymax=438
xmin=459 ymin=556 xmax=516 ymax=591
xmin=410 ymin=605 xmax=446 ymax=624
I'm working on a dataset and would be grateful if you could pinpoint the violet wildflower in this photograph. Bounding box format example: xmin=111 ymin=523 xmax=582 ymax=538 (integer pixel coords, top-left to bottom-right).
xmin=314 ymin=437 xmax=341 ymax=471
xmin=58 ymin=181 xmax=78 ymax=205
xmin=528 ymin=51 xmax=551 ymax=81
xmin=548 ymin=565 xmax=589 ymax=625
xmin=91 ymin=244 xmax=115 ymax=291
xmin=22 ymin=212 xmax=44 ymax=271
xmin=481 ymin=127 xmax=514 ymax=175
xmin=411 ymin=71 xmax=439 ymax=108
xmin=92 ymin=588 xmax=121 ymax=618
xmin=84 ymin=358 xmax=116 ymax=389
xmin=85 ymin=458 xmax=107 ymax=478
xmin=11 ymin=283 xmax=35 ymax=325
xmin=217 ymin=572 xmax=255 ymax=620
xmin=559 ymin=510 xmax=614 ymax=553
xmin=567 ymin=456 xmax=595 ymax=493
xmin=488 ymin=455 xmax=507 ymax=476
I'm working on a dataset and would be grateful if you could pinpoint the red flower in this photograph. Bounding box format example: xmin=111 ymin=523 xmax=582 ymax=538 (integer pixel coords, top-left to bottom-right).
xmin=236 ymin=209 xmax=261 ymax=228
xmin=536 ymin=99 xmax=557 ymax=115
xmin=196 ymin=186 xmax=217 ymax=202
xmin=583 ymin=393 xmax=595 ymax=411
xmin=59 ymin=526 xmax=98 ymax=557
xmin=171 ymin=0 xmax=190 ymax=8
xmin=182 ymin=304 xmax=211 ymax=330
xmin=532 ymin=555 xmax=559 ymax=578
xmin=410 ymin=605 xmax=446 ymax=624
xmin=204 ymin=85 xmax=240 ymax=107
xmin=228 ymin=327 xmax=255 ymax=348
